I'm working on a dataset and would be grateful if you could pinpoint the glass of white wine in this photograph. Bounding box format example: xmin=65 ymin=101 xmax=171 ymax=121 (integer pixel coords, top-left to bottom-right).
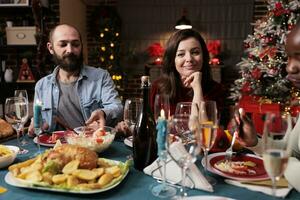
xmin=5 ymin=97 xmax=29 ymax=154
xmin=199 ymin=100 xmax=218 ymax=185
xmin=262 ymin=112 xmax=292 ymax=197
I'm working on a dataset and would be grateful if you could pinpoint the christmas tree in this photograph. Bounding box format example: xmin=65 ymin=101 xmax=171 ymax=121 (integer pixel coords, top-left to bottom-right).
xmin=90 ymin=6 xmax=124 ymax=96
xmin=230 ymin=0 xmax=300 ymax=105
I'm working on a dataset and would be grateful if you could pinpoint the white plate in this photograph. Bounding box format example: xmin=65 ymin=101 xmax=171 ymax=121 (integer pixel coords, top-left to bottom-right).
xmin=202 ymin=152 xmax=269 ymax=181
xmin=5 ymin=159 xmax=129 ymax=194
xmin=184 ymin=195 xmax=235 ymax=200
xmin=33 ymin=137 xmax=54 ymax=147
xmin=124 ymin=136 xmax=133 ymax=147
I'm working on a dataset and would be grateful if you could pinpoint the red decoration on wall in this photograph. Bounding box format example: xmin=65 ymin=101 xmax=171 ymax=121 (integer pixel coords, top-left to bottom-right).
xmin=17 ymin=58 xmax=35 ymax=83
xmin=147 ymin=42 xmax=164 ymax=65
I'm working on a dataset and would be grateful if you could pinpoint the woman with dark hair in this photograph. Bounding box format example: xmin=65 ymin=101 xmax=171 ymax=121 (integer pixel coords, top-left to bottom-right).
xmin=150 ymin=29 xmax=226 ymax=122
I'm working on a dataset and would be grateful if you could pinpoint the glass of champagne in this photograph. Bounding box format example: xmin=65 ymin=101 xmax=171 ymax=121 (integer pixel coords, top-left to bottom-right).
xmin=14 ymin=89 xmax=29 ymax=145
xmin=150 ymin=94 xmax=176 ymax=198
xmin=199 ymin=100 xmax=218 ymax=185
xmin=124 ymin=98 xmax=142 ymax=134
xmin=172 ymin=102 xmax=201 ymax=198
xmin=262 ymin=112 xmax=292 ymax=197
xmin=5 ymin=97 xmax=29 ymax=154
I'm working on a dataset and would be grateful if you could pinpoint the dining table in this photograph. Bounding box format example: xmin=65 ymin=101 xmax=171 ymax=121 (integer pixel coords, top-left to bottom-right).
xmin=0 ymin=137 xmax=299 ymax=200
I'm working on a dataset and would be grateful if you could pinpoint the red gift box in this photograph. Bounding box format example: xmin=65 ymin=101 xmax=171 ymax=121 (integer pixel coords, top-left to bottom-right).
xmin=238 ymin=95 xmax=281 ymax=135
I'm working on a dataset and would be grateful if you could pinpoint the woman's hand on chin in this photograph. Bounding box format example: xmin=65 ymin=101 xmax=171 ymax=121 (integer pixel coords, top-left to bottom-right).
xmin=182 ymin=71 xmax=202 ymax=90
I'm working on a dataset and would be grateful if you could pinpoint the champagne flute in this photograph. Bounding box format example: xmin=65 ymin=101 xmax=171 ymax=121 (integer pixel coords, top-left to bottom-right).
xmin=5 ymin=97 xmax=29 ymax=154
xmin=262 ymin=112 xmax=291 ymax=198
xmin=124 ymin=98 xmax=142 ymax=134
xmin=172 ymin=102 xmax=201 ymax=198
xmin=150 ymin=94 xmax=176 ymax=198
xmin=14 ymin=89 xmax=29 ymax=145
xmin=174 ymin=102 xmax=194 ymax=144
xmin=199 ymin=100 xmax=218 ymax=185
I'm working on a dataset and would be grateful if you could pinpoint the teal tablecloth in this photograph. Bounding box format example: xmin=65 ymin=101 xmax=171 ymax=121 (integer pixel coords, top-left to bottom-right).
xmin=0 ymin=138 xmax=299 ymax=200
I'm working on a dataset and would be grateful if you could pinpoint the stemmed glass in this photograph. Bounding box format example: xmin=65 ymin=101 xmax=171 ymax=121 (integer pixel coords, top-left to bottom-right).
xmin=124 ymin=98 xmax=142 ymax=134
xmin=172 ymin=102 xmax=201 ymax=198
xmin=198 ymin=100 xmax=218 ymax=185
xmin=262 ymin=112 xmax=292 ymax=198
xmin=14 ymin=89 xmax=29 ymax=145
xmin=150 ymin=94 xmax=177 ymax=198
xmin=4 ymin=97 xmax=29 ymax=154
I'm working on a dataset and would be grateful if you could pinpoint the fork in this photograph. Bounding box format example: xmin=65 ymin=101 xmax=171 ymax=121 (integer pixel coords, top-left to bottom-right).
xmin=225 ymin=129 xmax=238 ymax=161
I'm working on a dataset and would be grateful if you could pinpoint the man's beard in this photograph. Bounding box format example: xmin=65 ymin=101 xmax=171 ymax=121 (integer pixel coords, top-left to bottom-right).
xmin=52 ymin=51 xmax=83 ymax=72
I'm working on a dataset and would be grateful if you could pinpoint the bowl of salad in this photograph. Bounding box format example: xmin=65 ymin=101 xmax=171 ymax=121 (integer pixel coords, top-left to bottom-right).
xmin=65 ymin=126 xmax=116 ymax=153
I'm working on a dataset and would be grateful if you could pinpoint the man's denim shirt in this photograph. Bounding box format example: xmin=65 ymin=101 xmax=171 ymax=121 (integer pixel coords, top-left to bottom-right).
xmin=34 ymin=65 xmax=123 ymax=131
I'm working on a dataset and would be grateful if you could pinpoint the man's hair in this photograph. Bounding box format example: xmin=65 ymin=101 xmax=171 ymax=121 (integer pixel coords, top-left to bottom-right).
xmin=48 ymin=24 xmax=82 ymax=43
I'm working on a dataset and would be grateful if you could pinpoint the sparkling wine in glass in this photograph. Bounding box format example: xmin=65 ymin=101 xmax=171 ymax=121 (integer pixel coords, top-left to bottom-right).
xmin=14 ymin=89 xmax=29 ymax=145
xmin=172 ymin=102 xmax=201 ymax=198
xmin=5 ymin=97 xmax=29 ymax=154
xmin=124 ymin=98 xmax=142 ymax=134
xmin=150 ymin=94 xmax=176 ymax=198
xmin=262 ymin=112 xmax=291 ymax=197
xmin=199 ymin=100 xmax=218 ymax=185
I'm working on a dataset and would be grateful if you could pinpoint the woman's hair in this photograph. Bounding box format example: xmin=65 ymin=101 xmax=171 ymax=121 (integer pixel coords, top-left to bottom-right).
xmin=158 ymin=29 xmax=213 ymax=99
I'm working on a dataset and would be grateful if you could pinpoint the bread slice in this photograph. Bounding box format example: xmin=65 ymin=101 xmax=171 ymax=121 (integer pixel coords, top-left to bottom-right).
xmin=0 ymin=119 xmax=14 ymax=138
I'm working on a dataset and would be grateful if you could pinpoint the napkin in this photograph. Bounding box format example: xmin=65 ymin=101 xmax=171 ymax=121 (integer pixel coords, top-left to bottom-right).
xmin=224 ymin=179 xmax=292 ymax=198
xmin=144 ymin=141 xmax=213 ymax=192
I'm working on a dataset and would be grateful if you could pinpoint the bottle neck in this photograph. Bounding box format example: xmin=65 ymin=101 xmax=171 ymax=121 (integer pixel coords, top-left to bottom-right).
xmin=142 ymin=86 xmax=149 ymax=109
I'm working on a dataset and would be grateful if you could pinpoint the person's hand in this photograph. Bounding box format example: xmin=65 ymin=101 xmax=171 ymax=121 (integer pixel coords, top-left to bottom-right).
xmin=234 ymin=108 xmax=258 ymax=147
xmin=115 ymin=121 xmax=132 ymax=137
xmin=28 ymin=118 xmax=49 ymax=137
xmin=85 ymin=109 xmax=106 ymax=129
xmin=182 ymin=71 xmax=202 ymax=90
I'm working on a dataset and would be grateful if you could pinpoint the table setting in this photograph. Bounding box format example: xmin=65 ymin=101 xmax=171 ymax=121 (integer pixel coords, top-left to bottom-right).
xmin=0 ymin=99 xmax=299 ymax=199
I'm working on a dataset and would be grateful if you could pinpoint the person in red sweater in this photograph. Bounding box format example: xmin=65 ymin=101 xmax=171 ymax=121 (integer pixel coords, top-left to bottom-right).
xmin=149 ymin=29 xmax=229 ymax=151
xmin=150 ymin=29 xmax=226 ymax=126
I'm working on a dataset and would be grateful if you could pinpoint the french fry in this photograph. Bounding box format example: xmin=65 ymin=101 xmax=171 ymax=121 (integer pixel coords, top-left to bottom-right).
xmin=97 ymin=158 xmax=111 ymax=167
xmin=8 ymin=158 xmax=36 ymax=172
xmin=72 ymin=169 xmax=98 ymax=181
xmin=77 ymin=183 xmax=102 ymax=190
xmin=67 ymin=175 xmax=79 ymax=187
xmin=105 ymin=166 xmax=121 ymax=178
xmin=92 ymin=168 xmax=104 ymax=177
xmin=52 ymin=174 xmax=68 ymax=184
xmin=42 ymin=172 xmax=54 ymax=184
xmin=62 ymin=160 xmax=80 ymax=175
xmin=98 ymin=173 xmax=113 ymax=187
xmin=25 ymin=171 xmax=43 ymax=182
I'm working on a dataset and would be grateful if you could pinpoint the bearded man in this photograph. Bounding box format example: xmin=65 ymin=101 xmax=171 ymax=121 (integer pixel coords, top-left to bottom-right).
xmin=29 ymin=24 xmax=123 ymax=133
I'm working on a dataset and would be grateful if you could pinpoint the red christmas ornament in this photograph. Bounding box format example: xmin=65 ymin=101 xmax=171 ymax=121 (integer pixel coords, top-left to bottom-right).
xmin=242 ymin=82 xmax=252 ymax=93
xmin=251 ymin=68 xmax=262 ymax=80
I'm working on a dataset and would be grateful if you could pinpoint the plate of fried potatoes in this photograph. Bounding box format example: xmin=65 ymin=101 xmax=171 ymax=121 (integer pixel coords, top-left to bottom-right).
xmin=5 ymin=144 xmax=130 ymax=194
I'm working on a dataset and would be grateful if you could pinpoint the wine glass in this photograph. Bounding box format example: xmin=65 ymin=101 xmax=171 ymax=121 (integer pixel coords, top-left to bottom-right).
xmin=174 ymin=102 xmax=194 ymax=144
xmin=150 ymin=94 xmax=176 ymax=198
xmin=198 ymin=100 xmax=218 ymax=185
xmin=262 ymin=112 xmax=292 ymax=198
xmin=124 ymin=98 xmax=142 ymax=134
xmin=171 ymin=102 xmax=201 ymax=198
xmin=14 ymin=89 xmax=29 ymax=145
xmin=5 ymin=97 xmax=29 ymax=154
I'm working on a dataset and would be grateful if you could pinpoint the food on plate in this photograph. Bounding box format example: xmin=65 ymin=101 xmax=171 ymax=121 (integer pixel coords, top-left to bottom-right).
xmin=0 ymin=145 xmax=13 ymax=157
xmin=214 ymin=159 xmax=257 ymax=175
xmin=65 ymin=126 xmax=115 ymax=153
xmin=47 ymin=132 xmax=65 ymax=144
xmin=8 ymin=144 xmax=129 ymax=191
xmin=0 ymin=119 xmax=14 ymax=139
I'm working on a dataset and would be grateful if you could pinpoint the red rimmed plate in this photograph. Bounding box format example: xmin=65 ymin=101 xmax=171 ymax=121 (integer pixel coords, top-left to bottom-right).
xmin=202 ymin=152 xmax=269 ymax=181
xmin=33 ymin=131 xmax=67 ymax=147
